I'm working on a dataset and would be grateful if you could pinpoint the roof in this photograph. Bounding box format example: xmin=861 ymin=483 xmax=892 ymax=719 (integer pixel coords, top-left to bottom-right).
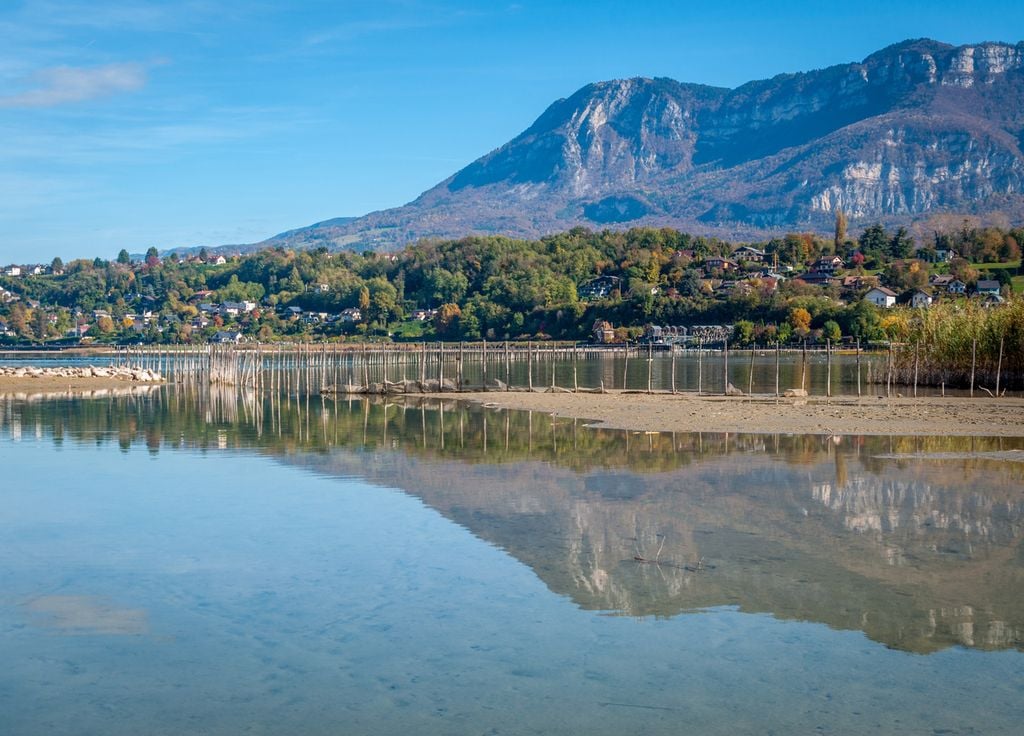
xmin=977 ymin=279 xmax=1001 ymax=290
xmin=867 ymin=286 xmax=898 ymax=297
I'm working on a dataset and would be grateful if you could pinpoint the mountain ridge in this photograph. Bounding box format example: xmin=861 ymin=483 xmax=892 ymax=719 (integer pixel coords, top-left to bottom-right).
xmin=210 ymin=39 xmax=1024 ymax=254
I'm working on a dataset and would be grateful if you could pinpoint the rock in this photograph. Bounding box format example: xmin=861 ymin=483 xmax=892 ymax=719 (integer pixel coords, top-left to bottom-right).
xmin=784 ymin=388 xmax=809 ymax=398
xmin=725 ymin=382 xmax=744 ymax=397
xmin=487 ymin=378 xmax=508 ymax=391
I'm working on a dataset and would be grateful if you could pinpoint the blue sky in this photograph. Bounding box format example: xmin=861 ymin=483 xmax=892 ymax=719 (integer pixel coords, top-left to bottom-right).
xmin=1 ymin=0 xmax=1022 ymax=263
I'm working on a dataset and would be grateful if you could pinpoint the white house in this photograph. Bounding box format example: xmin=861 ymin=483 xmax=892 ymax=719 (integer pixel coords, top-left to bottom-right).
xmin=864 ymin=286 xmax=898 ymax=308
xmin=910 ymin=290 xmax=933 ymax=308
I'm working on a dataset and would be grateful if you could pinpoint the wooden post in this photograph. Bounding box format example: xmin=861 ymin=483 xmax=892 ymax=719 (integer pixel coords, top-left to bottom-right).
xmin=970 ymin=338 xmax=977 ymax=398
xmin=647 ymin=341 xmax=653 ymax=394
xmin=482 ymin=339 xmax=487 ymax=391
xmin=439 ymin=341 xmax=445 ymax=392
xmin=886 ymin=343 xmax=893 ymax=398
xmin=913 ymin=342 xmax=920 ymax=398
xmin=723 ymin=338 xmax=729 ymax=395
xmin=826 ymin=339 xmax=832 ymax=398
xmin=671 ymin=347 xmax=676 ymax=394
xmin=458 ymin=341 xmax=465 ymax=391
xmin=527 ymin=341 xmax=533 ymax=391
xmin=505 ymin=340 xmax=511 ymax=390
xmin=622 ymin=344 xmax=629 ymax=391
xmin=697 ymin=339 xmax=703 ymax=395
xmin=801 ymin=340 xmax=807 ymax=393
xmin=573 ymin=343 xmax=579 ymax=393
xmin=747 ymin=346 xmax=754 ymax=396
xmin=856 ymin=338 xmax=862 ymax=398
xmin=775 ymin=341 xmax=780 ymax=397
xmin=996 ymin=334 xmax=1004 ymax=396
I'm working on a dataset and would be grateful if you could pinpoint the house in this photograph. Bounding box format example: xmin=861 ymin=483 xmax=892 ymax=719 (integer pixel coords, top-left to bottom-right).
xmin=338 ymin=307 xmax=362 ymax=323
xmin=864 ymin=286 xmax=898 ymax=308
xmin=212 ymin=330 xmax=243 ymax=344
xmin=798 ymin=271 xmax=838 ymax=286
xmin=947 ymin=279 xmax=967 ymax=294
xmin=910 ymin=290 xmax=933 ymax=308
xmin=975 ymin=279 xmax=1001 ymax=296
xmin=411 ymin=308 xmax=437 ymax=321
xmin=935 ymin=248 xmax=957 ymax=262
xmin=578 ymin=275 xmax=621 ymax=300
xmin=0 ymin=319 xmax=11 ymax=337
xmin=982 ymin=293 xmax=1006 ymax=308
xmin=592 ymin=319 xmax=615 ymax=344
xmin=704 ymin=257 xmax=737 ymax=272
xmin=4 ymin=265 xmax=22 ymax=277
xmin=810 ymin=255 xmax=844 ymax=273
xmin=930 ymin=274 xmax=954 ymax=288
xmin=316 ymin=283 xmax=331 ymax=293
xmin=733 ymin=246 xmax=766 ymax=262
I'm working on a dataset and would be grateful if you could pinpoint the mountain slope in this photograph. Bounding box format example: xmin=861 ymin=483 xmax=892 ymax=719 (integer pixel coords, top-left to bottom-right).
xmin=253 ymin=39 xmax=1024 ymax=252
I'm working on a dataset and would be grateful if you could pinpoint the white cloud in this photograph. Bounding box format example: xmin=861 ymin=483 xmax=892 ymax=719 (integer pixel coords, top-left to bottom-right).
xmin=0 ymin=62 xmax=148 ymax=108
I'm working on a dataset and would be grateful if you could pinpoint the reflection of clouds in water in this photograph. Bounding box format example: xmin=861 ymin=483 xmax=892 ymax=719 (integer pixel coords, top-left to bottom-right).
xmin=24 ymin=595 xmax=147 ymax=635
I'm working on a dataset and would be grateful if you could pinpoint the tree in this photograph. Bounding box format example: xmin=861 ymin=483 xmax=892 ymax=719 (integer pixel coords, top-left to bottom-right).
xmin=889 ymin=227 xmax=914 ymax=259
xmin=834 ymin=210 xmax=848 ymax=252
xmin=51 ymin=257 xmax=64 ymax=273
xmin=117 ymin=249 xmax=131 ymax=265
xmin=732 ymin=320 xmax=755 ymax=346
xmin=790 ymin=307 xmax=811 ymax=338
xmin=145 ymin=247 xmax=160 ymax=268
xmin=823 ymin=320 xmax=842 ymax=342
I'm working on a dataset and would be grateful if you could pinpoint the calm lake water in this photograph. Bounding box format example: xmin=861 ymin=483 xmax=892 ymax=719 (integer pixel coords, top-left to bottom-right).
xmin=1 ymin=387 xmax=1022 ymax=734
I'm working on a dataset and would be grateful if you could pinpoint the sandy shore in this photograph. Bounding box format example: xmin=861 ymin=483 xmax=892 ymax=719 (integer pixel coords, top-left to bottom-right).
xmin=0 ymin=375 xmax=163 ymax=394
xmin=431 ymin=390 xmax=1024 ymax=437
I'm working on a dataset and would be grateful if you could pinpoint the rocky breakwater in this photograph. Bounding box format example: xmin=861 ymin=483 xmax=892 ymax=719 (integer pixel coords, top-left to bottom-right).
xmin=0 ymin=365 xmax=164 ymax=383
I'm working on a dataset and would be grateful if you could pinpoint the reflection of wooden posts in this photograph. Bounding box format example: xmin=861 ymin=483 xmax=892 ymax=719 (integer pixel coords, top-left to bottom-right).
xmin=826 ymin=339 xmax=832 ymax=398
xmin=856 ymin=338 xmax=862 ymax=398
xmin=970 ymin=338 xmax=977 ymax=398
xmin=996 ymin=334 xmax=1004 ymax=396
xmin=723 ymin=338 xmax=729 ymax=395
xmin=647 ymin=341 xmax=653 ymax=394
xmin=697 ymin=339 xmax=703 ymax=395
xmin=747 ymin=346 xmax=754 ymax=396
xmin=573 ymin=343 xmax=579 ymax=393
xmin=800 ymin=340 xmax=807 ymax=393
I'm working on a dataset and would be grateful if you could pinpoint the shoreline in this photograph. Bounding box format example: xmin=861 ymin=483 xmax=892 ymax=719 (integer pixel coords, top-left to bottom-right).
xmin=424 ymin=390 xmax=1024 ymax=438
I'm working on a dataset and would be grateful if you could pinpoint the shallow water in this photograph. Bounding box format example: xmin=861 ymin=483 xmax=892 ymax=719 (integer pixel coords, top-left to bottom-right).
xmin=1 ymin=389 xmax=1022 ymax=734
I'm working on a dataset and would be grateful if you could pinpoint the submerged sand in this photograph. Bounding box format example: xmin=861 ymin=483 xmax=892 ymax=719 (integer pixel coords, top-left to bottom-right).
xmin=428 ymin=390 xmax=1024 ymax=438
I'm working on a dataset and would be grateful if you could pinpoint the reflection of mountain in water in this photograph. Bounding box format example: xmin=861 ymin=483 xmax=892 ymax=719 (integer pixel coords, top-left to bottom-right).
xmin=4 ymin=390 xmax=1023 ymax=653
xmin=299 ymin=445 xmax=1024 ymax=654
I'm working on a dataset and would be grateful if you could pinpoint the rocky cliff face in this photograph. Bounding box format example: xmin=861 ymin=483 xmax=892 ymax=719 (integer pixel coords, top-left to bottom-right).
xmin=255 ymin=39 xmax=1024 ymax=252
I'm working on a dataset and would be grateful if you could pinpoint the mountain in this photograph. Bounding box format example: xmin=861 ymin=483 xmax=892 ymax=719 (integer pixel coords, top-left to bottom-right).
xmin=247 ymin=39 xmax=1024 ymax=253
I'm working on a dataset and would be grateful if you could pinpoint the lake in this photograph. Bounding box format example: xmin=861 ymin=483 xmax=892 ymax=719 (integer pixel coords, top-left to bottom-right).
xmin=1 ymin=387 xmax=1022 ymax=734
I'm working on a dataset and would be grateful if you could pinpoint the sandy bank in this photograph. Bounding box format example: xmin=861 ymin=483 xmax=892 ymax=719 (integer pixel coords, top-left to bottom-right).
xmin=0 ymin=367 xmax=163 ymax=395
xmin=429 ymin=390 xmax=1024 ymax=438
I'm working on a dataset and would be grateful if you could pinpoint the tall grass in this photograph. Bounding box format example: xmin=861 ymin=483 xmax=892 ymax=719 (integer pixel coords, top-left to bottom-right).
xmin=892 ymin=298 xmax=1024 ymax=390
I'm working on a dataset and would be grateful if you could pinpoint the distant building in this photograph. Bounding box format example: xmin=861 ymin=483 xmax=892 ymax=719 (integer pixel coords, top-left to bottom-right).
xmin=733 ymin=246 xmax=766 ymax=262
xmin=4 ymin=266 xmax=22 ymax=277
xmin=339 ymin=307 xmax=362 ymax=323
xmin=704 ymin=257 xmax=736 ymax=272
xmin=810 ymin=255 xmax=844 ymax=273
xmin=212 ymin=330 xmax=244 ymax=344
xmin=910 ymin=290 xmax=933 ymax=308
xmin=578 ymin=275 xmax=621 ymax=300
xmin=975 ymin=279 xmax=1001 ymax=296
xmin=864 ymin=286 xmax=898 ymax=308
